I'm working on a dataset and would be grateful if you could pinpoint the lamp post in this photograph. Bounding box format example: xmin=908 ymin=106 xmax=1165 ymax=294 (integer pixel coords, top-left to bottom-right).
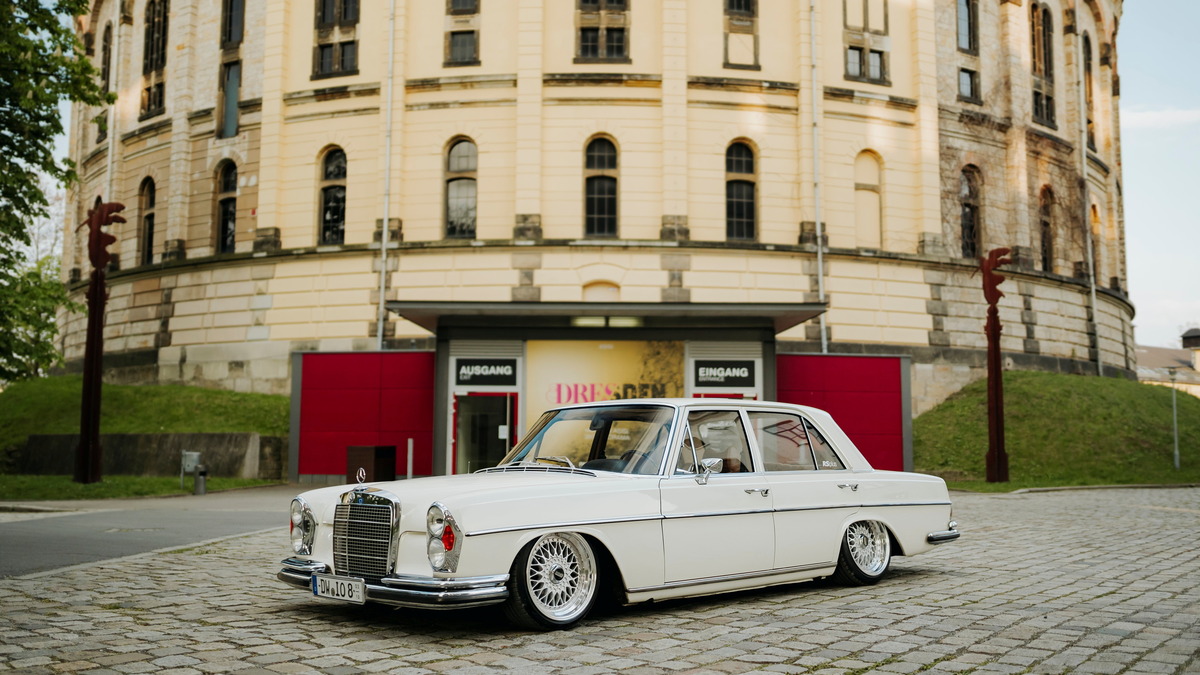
xmin=1167 ymin=366 xmax=1179 ymax=470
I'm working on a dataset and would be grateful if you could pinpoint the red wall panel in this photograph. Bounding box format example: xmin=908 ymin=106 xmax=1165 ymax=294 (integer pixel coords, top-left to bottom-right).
xmin=298 ymin=352 xmax=436 ymax=477
xmin=776 ymin=355 xmax=905 ymax=471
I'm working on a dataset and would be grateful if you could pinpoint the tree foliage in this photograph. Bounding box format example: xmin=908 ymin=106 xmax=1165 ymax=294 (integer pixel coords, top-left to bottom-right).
xmin=0 ymin=1 xmax=112 ymax=383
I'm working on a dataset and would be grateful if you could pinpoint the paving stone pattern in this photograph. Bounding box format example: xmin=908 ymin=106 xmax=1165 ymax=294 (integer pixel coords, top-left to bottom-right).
xmin=1 ymin=488 xmax=1197 ymax=674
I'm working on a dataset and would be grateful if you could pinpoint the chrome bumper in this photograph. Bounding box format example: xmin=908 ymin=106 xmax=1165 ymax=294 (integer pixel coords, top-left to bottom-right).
xmin=926 ymin=521 xmax=961 ymax=544
xmin=277 ymin=557 xmax=509 ymax=609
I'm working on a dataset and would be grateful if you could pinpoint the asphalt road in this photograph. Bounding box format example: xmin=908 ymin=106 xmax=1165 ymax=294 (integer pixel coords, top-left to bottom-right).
xmin=0 ymin=484 xmax=295 ymax=578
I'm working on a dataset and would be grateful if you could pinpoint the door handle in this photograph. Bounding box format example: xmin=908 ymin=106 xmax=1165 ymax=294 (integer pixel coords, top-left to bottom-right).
xmin=837 ymin=483 xmax=859 ymax=492
xmin=744 ymin=488 xmax=770 ymax=497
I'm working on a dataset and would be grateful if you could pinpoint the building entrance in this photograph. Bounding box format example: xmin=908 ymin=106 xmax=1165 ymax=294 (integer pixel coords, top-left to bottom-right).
xmin=453 ymin=392 xmax=518 ymax=474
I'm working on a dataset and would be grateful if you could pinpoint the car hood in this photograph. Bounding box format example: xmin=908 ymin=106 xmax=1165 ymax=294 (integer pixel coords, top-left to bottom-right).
xmin=298 ymin=468 xmax=659 ymax=534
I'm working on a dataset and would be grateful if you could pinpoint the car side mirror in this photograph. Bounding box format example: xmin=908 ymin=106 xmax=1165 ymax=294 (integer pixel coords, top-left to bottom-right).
xmin=695 ymin=457 xmax=722 ymax=485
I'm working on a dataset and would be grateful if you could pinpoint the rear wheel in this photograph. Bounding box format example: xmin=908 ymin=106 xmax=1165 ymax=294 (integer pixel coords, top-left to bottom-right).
xmin=503 ymin=532 xmax=599 ymax=630
xmin=832 ymin=520 xmax=891 ymax=585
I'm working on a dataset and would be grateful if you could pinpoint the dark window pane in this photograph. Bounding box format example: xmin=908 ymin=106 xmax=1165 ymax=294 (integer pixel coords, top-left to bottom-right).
xmin=846 ymin=47 xmax=862 ymax=78
xmin=342 ymin=0 xmax=359 ymax=23
xmin=142 ymin=214 xmax=155 ymax=266
xmin=450 ymin=31 xmax=477 ymax=62
xmin=726 ymin=180 xmax=755 ymax=240
xmin=317 ymin=0 xmax=335 ymax=26
xmin=219 ymin=198 xmax=237 ymax=253
xmin=316 ymin=44 xmax=334 ymax=74
xmin=606 ymin=0 xmax=626 ymax=9
xmin=605 ymin=28 xmax=626 ymax=58
xmin=868 ymin=50 xmax=884 ymax=80
xmin=585 ymin=176 xmax=618 ymax=237
xmin=447 ymin=140 xmax=477 ymax=172
xmin=726 ymin=143 xmax=754 ymax=174
xmin=219 ymin=163 xmax=238 ymax=193
xmin=958 ymin=69 xmax=976 ymax=99
xmin=340 ymin=41 xmax=357 ymax=71
xmin=957 ymin=0 xmax=973 ymax=51
xmin=451 ymin=0 xmax=478 ymax=12
xmin=446 ymin=179 xmax=477 ymax=238
xmin=585 ymin=138 xmax=617 ymax=170
xmin=144 ymin=181 xmax=156 ymax=208
xmin=220 ymin=62 xmax=240 ymax=138
xmin=320 ymin=186 xmax=346 ymax=245
xmin=727 ymin=0 xmax=754 ymax=14
xmin=580 ymin=27 xmax=600 ymax=58
xmin=223 ymin=0 xmax=244 ymax=45
xmin=580 ymin=0 xmax=600 ymax=8
xmin=324 ymin=149 xmax=347 ymax=180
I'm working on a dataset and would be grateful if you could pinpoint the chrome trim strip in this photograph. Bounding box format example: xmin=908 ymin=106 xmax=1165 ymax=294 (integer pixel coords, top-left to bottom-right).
xmin=627 ymin=561 xmax=835 ymax=594
xmin=276 ymin=568 xmax=510 ymax=610
xmin=926 ymin=529 xmax=961 ymax=544
xmin=465 ymin=514 xmax=663 ymax=537
xmin=662 ymin=508 xmax=775 ymax=520
xmin=773 ymin=504 xmax=859 ymax=514
xmin=859 ymin=501 xmax=952 ymax=508
xmin=476 ymin=465 xmax=597 ymax=478
xmin=280 ymin=557 xmax=329 ymax=573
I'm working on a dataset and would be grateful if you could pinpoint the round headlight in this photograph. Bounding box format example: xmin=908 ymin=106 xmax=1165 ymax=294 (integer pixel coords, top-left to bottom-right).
xmin=427 ymin=537 xmax=447 ymax=569
xmin=290 ymin=498 xmax=314 ymax=555
xmin=290 ymin=501 xmax=305 ymax=528
xmin=427 ymin=505 xmax=446 ymax=537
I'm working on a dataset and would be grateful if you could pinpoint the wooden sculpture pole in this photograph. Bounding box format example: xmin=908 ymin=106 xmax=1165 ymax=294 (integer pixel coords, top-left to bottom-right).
xmin=73 ymin=197 xmax=124 ymax=484
xmin=981 ymin=247 xmax=1013 ymax=483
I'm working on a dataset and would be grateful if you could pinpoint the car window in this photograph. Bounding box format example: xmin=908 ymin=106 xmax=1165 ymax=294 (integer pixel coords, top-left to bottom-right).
xmin=747 ymin=412 xmax=816 ymax=472
xmin=502 ymin=405 xmax=674 ymax=475
xmin=806 ymin=419 xmax=846 ymax=470
xmin=674 ymin=410 xmax=754 ymax=474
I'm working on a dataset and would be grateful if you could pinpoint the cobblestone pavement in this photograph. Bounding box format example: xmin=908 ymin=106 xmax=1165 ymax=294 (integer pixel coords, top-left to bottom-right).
xmin=1 ymin=488 xmax=1197 ymax=674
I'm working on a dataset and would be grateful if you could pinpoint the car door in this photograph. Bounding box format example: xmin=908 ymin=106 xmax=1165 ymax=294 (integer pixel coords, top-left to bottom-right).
xmin=745 ymin=410 xmax=860 ymax=570
xmin=659 ymin=408 xmax=775 ymax=583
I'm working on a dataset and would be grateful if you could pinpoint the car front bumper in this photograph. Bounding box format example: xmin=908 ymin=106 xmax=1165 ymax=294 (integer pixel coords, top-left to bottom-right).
xmin=277 ymin=558 xmax=510 ymax=609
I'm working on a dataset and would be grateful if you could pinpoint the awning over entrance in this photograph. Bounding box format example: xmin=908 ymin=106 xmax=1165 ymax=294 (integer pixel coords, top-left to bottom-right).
xmin=385 ymin=301 xmax=827 ymax=335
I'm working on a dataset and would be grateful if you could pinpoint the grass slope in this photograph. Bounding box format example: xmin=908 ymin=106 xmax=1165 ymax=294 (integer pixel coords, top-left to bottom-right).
xmin=0 ymin=375 xmax=289 ymax=455
xmin=914 ymin=371 xmax=1200 ymax=491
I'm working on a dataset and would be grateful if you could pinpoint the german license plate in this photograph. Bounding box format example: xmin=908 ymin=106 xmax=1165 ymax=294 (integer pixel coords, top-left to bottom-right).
xmin=311 ymin=573 xmax=366 ymax=604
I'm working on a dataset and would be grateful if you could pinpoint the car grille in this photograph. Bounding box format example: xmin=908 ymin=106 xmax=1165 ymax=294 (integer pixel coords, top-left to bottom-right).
xmin=332 ymin=502 xmax=394 ymax=579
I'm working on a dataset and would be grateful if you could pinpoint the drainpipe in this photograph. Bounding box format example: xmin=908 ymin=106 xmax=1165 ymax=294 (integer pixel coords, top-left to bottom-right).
xmin=104 ymin=17 xmax=121 ymax=200
xmin=375 ymin=0 xmax=398 ymax=351
xmin=1078 ymin=36 xmax=1101 ymax=376
xmin=810 ymin=0 xmax=828 ymax=354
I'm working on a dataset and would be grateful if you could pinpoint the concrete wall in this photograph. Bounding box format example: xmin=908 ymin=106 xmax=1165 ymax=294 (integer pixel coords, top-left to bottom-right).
xmin=10 ymin=434 xmax=285 ymax=480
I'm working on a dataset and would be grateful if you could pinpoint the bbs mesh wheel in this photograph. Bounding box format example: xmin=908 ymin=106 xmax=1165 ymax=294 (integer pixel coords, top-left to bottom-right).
xmin=832 ymin=520 xmax=892 ymax=586
xmin=503 ymin=532 xmax=599 ymax=630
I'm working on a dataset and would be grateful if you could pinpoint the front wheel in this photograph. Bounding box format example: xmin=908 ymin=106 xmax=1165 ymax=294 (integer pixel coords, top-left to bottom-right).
xmin=831 ymin=520 xmax=891 ymax=586
xmin=503 ymin=532 xmax=599 ymax=630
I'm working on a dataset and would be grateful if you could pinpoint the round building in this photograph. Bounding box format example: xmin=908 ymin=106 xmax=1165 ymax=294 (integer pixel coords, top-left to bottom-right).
xmin=64 ymin=0 xmax=1130 ymax=479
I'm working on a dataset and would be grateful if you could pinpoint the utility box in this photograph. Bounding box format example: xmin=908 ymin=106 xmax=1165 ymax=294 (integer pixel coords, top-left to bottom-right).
xmin=181 ymin=451 xmax=201 ymax=488
xmin=346 ymin=446 xmax=396 ymax=483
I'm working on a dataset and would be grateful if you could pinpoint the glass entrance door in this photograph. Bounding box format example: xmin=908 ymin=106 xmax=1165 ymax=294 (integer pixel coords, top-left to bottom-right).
xmin=453 ymin=393 xmax=518 ymax=474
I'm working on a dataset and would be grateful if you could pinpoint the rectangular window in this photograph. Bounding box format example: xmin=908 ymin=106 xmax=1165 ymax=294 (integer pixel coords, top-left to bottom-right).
xmin=846 ymin=47 xmax=863 ymax=78
xmin=748 ymin=412 xmax=816 ymax=472
xmin=727 ymin=0 xmax=754 ymax=15
xmin=221 ymin=0 xmax=244 ymax=48
xmin=957 ymin=0 xmax=977 ymax=53
xmin=339 ymin=41 xmax=357 ymax=72
xmin=576 ymin=0 xmax=629 ymax=63
xmin=341 ymin=0 xmax=359 ymax=24
xmin=316 ymin=0 xmax=335 ymax=27
xmin=448 ymin=31 xmax=478 ymax=65
xmin=218 ymin=61 xmax=241 ymax=138
xmin=958 ymin=68 xmax=979 ymax=102
xmin=580 ymin=28 xmax=600 ymax=58
xmin=315 ymin=44 xmax=334 ymax=74
xmin=450 ymin=0 xmax=478 ymax=13
xmin=868 ymin=50 xmax=884 ymax=80
xmin=605 ymin=27 xmax=626 ymax=58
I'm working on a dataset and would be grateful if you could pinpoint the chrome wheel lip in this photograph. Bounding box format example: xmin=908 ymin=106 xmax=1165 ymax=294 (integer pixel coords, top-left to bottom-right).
xmin=525 ymin=532 xmax=597 ymax=623
xmin=846 ymin=521 xmax=890 ymax=576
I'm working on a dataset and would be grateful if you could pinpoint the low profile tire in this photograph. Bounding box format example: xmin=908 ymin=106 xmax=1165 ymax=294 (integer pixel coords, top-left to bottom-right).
xmin=832 ymin=520 xmax=892 ymax=586
xmin=503 ymin=532 xmax=599 ymax=630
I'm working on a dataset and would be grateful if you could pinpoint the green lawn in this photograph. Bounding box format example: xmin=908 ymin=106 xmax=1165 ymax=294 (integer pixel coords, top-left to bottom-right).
xmin=0 ymin=375 xmax=289 ymax=454
xmin=913 ymin=371 xmax=1200 ymax=492
xmin=0 ymin=475 xmax=279 ymax=501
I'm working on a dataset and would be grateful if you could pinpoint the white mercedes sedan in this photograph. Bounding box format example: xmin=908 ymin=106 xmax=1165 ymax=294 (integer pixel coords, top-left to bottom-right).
xmin=278 ymin=399 xmax=959 ymax=629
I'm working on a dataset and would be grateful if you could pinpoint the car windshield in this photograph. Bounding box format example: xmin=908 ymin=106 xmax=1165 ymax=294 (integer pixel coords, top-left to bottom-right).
xmin=500 ymin=405 xmax=676 ymax=475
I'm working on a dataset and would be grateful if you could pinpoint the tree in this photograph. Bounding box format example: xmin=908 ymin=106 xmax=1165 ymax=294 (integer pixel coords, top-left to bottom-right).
xmin=0 ymin=1 xmax=112 ymax=382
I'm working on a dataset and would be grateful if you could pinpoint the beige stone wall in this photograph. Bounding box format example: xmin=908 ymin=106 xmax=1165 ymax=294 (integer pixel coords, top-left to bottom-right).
xmin=62 ymin=0 xmax=1131 ymax=414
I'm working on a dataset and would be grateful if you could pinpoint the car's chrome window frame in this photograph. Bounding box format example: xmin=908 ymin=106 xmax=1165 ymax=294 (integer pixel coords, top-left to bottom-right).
xmin=741 ymin=406 xmax=852 ymax=473
xmin=664 ymin=405 xmax=763 ymax=480
xmin=500 ymin=402 xmax=678 ymax=476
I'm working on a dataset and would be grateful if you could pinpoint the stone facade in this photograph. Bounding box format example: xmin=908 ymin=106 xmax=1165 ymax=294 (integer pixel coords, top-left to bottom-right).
xmin=63 ymin=0 xmax=1130 ymax=415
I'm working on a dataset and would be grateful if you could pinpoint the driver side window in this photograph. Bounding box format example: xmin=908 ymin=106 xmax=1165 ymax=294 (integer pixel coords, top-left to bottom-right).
xmin=675 ymin=410 xmax=754 ymax=474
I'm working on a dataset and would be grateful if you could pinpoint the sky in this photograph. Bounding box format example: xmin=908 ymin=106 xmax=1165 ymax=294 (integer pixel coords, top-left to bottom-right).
xmin=52 ymin=2 xmax=1192 ymax=347
xmin=1119 ymin=0 xmax=1200 ymax=348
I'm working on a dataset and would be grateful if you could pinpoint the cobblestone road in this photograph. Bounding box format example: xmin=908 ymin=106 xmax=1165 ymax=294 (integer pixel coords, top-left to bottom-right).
xmin=1 ymin=487 xmax=1197 ymax=674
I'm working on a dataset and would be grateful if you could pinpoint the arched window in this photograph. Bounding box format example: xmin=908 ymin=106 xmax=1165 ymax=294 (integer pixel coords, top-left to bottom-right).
xmin=319 ymin=148 xmax=347 ymax=245
xmin=1083 ymin=33 xmax=1095 ymax=149
xmin=1039 ymin=187 xmax=1054 ymax=272
xmin=141 ymin=0 xmax=169 ymax=117
xmin=101 ymin=23 xmax=113 ymax=93
xmin=216 ymin=162 xmax=238 ymax=254
xmin=725 ymin=142 xmax=756 ymax=241
xmin=959 ymin=167 xmax=982 ymax=259
xmin=584 ymin=137 xmax=618 ymax=237
xmin=1030 ymin=3 xmax=1055 ymax=126
xmin=445 ymin=139 xmax=477 ymax=239
xmin=854 ymin=151 xmax=882 ymax=249
xmin=139 ymin=178 xmax=157 ymax=266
